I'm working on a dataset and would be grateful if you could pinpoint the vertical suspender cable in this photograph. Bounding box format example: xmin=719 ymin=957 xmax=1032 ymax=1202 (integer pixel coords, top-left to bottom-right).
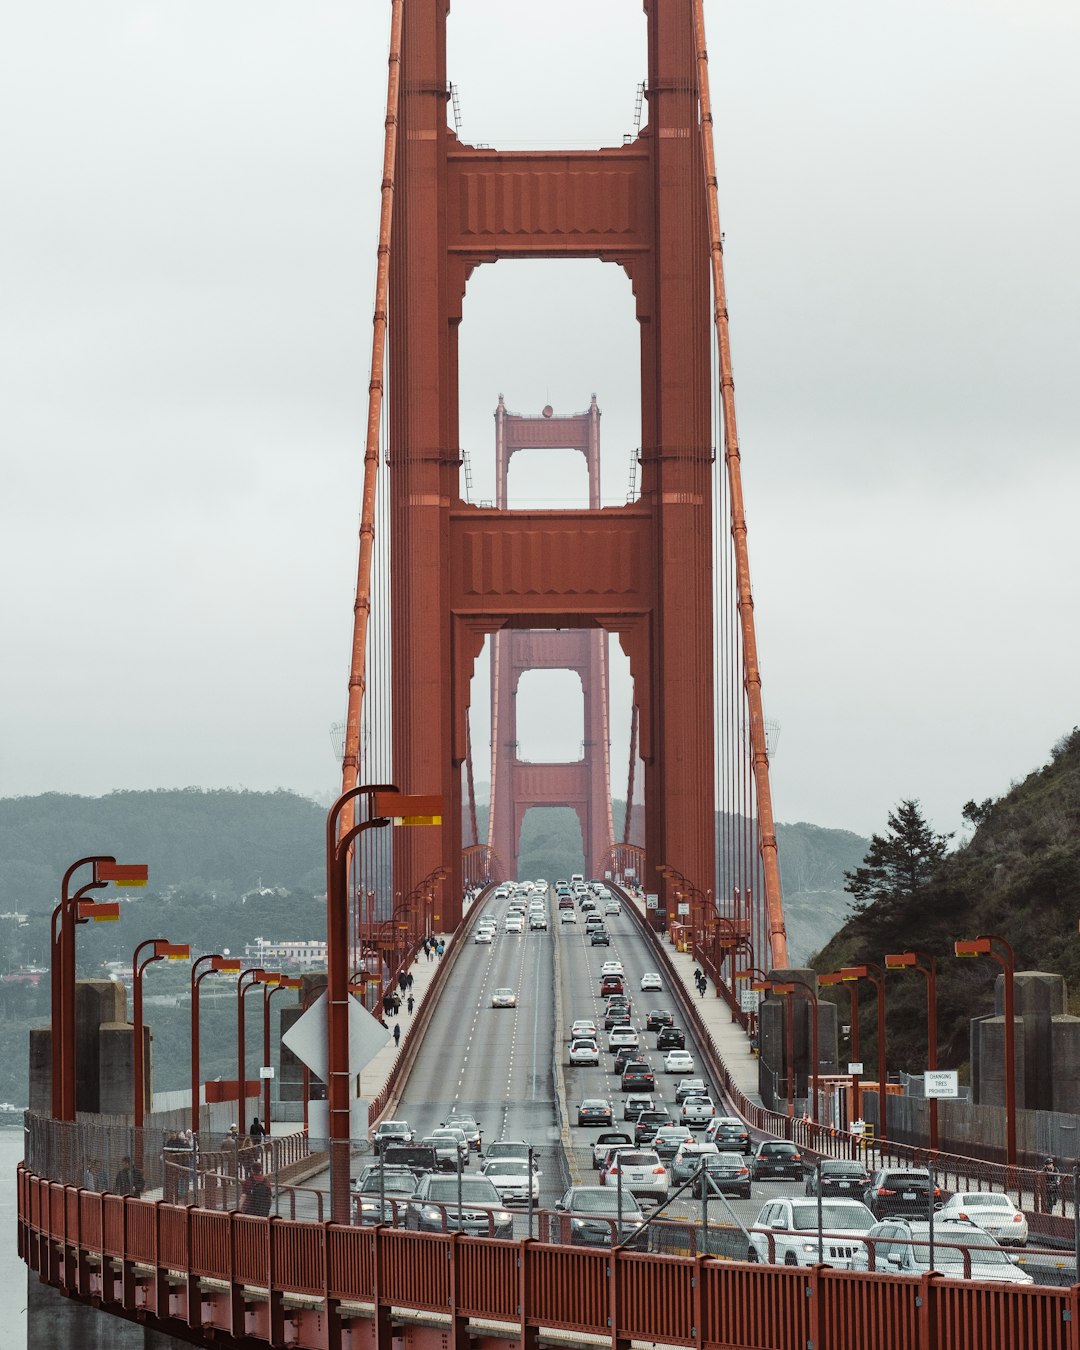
xmin=340 ymin=0 xmax=405 ymax=837
xmin=692 ymin=0 xmax=787 ymax=967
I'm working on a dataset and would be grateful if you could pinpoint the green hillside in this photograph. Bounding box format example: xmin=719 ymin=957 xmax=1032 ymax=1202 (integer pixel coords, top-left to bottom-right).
xmin=813 ymin=727 xmax=1080 ymax=1077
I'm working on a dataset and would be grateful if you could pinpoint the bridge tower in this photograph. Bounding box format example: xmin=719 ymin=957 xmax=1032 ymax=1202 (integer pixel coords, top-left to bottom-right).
xmin=390 ymin=0 xmax=715 ymax=927
xmin=487 ymin=397 xmax=614 ymax=880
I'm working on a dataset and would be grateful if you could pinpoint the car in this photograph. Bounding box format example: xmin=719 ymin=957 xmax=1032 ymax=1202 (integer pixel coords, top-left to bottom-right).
xmin=584 ymin=914 xmax=604 ymax=929
xmin=591 ymin=1131 xmax=635 ymax=1169
xmin=670 ymin=1141 xmax=720 ymax=1185
xmin=559 ymin=910 xmax=578 ymax=924
xmin=442 ymin=1115 xmax=483 ymax=1153
xmin=381 ymin=1143 xmax=438 ymax=1173
xmin=623 ymin=1094 xmax=656 ymax=1121
xmin=748 ymin=1197 xmax=876 ymax=1269
xmin=481 ymin=1157 xmax=540 ymax=1204
xmin=601 ymin=961 xmax=625 ymax=977
xmin=620 ymin=1061 xmax=656 ymax=1092
xmin=558 ymin=896 xmax=574 ymax=909
xmin=554 ymin=1185 xmax=648 ymax=1249
xmin=570 ymin=1039 xmax=600 ymax=1066
xmin=505 ymin=916 xmax=524 ymax=933
xmin=612 ymin=1045 xmax=638 ymax=1076
xmin=530 ymin=914 xmax=549 ymax=930
xmin=634 ymin=1109 xmax=672 ymax=1145
xmin=422 ymin=1131 xmax=469 ymax=1171
xmin=474 ymin=928 xmax=494 ymax=944
xmin=577 ymin=1099 xmax=614 ymax=1127
xmin=705 ymin=1117 xmax=751 ymax=1154
xmin=601 ymin=1149 xmax=669 ymax=1203
xmin=851 ymin=1218 xmax=1034 ymax=1284
xmin=680 ymin=1095 xmax=716 ymax=1129
xmin=646 ymin=1009 xmax=675 ymax=1031
xmin=650 ymin=1125 xmax=695 ymax=1162
xmin=607 ymin=1026 xmax=639 ymax=1052
xmin=674 ymin=1078 xmax=709 ymax=1105
xmin=405 ymin=1173 xmax=513 ymax=1237
xmin=483 ymin=1140 xmax=534 ymax=1167
xmin=491 ymin=987 xmax=517 ymax=1008
xmin=804 ymin=1159 xmax=871 ymax=1198
xmin=604 ymin=902 xmax=621 ymax=916
xmin=570 ymin=1018 xmax=597 ymax=1039
xmin=751 ymin=1140 xmax=804 ymax=1180
xmin=640 ymin=972 xmax=663 ymax=991
xmin=353 ymin=1164 xmax=420 ymax=1198
xmin=372 ymin=1120 xmax=414 ymax=1155
xmin=935 ymin=1192 xmax=1028 ymax=1246
xmin=694 ymin=1151 xmax=752 ymax=1199
xmin=590 ymin=930 xmax=611 ymax=946
xmin=604 ymin=1008 xmax=632 ymax=1031
xmin=862 ymin=1167 xmax=943 ymax=1219
xmin=663 ymin=1049 xmax=695 ymax=1074
xmin=657 ymin=1027 xmax=686 ymax=1051
xmin=600 ymin=974 xmax=624 ymax=996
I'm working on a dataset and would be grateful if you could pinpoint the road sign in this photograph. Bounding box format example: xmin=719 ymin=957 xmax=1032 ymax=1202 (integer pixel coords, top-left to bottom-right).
xmin=259 ymin=1066 xmax=275 ymax=1080
xmin=646 ymin=893 xmax=659 ymax=910
xmin=924 ymin=1070 xmax=959 ymax=1098
xmin=740 ymin=990 xmax=760 ymax=1012
xmin=677 ymin=902 xmax=690 ymax=916
xmin=848 ymin=1062 xmax=864 ymax=1075
xmin=280 ymin=990 xmax=390 ymax=1083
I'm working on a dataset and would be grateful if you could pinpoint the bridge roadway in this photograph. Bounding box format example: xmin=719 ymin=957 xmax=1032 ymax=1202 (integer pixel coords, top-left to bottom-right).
xmin=383 ymin=883 xmax=784 ymax=1237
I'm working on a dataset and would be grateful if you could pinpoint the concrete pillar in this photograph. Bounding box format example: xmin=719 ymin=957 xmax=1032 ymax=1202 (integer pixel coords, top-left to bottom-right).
xmin=1051 ymin=1016 xmax=1080 ymax=1114
xmin=758 ymin=968 xmax=837 ymax=1110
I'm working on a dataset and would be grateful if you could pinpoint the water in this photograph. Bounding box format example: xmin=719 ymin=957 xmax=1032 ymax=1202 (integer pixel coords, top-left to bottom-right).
xmin=0 ymin=1123 xmax=28 ymax=1348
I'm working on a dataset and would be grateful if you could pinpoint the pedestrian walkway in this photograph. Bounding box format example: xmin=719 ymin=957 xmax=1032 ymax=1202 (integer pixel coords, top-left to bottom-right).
xmin=620 ymin=889 xmax=764 ymax=1109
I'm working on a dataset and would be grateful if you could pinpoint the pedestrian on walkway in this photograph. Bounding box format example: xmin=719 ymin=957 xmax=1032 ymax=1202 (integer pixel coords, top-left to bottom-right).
xmin=407 ymin=995 xmax=414 ymax=1014
xmin=398 ymin=971 xmax=407 ymax=994
xmin=406 ymin=972 xmax=414 ymax=991
xmin=393 ymin=1022 xmax=401 ymax=1047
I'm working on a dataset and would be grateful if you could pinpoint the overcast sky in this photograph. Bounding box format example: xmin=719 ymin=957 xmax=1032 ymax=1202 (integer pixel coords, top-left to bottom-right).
xmin=2 ymin=1 xmax=1077 ymax=845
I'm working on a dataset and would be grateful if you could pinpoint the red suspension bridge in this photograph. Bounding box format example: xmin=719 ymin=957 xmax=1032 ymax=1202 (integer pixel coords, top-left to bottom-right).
xmin=18 ymin=5 xmax=1063 ymax=1350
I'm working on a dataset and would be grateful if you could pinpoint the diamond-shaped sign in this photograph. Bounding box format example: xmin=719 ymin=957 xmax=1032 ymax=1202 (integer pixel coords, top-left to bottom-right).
xmin=281 ymin=990 xmax=391 ymax=1082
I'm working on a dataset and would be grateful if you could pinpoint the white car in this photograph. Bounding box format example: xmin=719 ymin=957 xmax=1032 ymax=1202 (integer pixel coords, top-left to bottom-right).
xmin=481 ymin=1158 xmax=540 ymax=1204
xmin=570 ymin=1039 xmax=600 ymax=1066
xmin=560 ymin=910 xmax=578 ymax=924
xmin=474 ymin=928 xmax=494 ymax=945
xmin=664 ymin=1049 xmax=695 ymax=1074
xmin=748 ymin=1197 xmax=876 ymax=1269
xmin=601 ymin=1149 xmax=669 ymax=1203
xmin=491 ymin=988 xmax=517 ymax=1008
xmin=608 ymin=1026 xmax=640 ymax=1051
xmin=851 ymin=1218 xmax=1033 ymax=1284
xmin=604 ymin=902 xmax=621 ymax=916
xmin=505 ymin=916 xmax=524 ymax=933
xmin=680 ymin=1096 xmax=716 ymax=1129
xmin=936 ymin=1192 xmax=1029 ymax=1246
xmin=600 ymin=961 xmax=625 ymax=977
xmin=640 ymin=972 xmax=662 ymax=991
xmin=570 ymin=1019 xmax=597 ymax=1040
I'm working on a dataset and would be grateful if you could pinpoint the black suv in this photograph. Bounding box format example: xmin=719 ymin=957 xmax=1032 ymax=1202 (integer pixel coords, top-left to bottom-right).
xmin=634 ymin=1109 xmax=671 ymax=1145
xmin=750 ymin=1140 xmax=805 ymax=1180
xmin=605 ymin=1008 xmax=632 ymax=1031
xmin=863 ymin=1167 xmax=943 ymax=1218
xmin=656 ymin=1027 xmax=686 ymax=1051
xmin=646 ymin=1010 xmax=675 ymax=1031
xmin=805 ymin=1159 xmax=871 ymax=1198
xmin=612 ymin=1046 xmax=638 ymax=1076
xmin=590 ymin=929 xmax=611 ymax=946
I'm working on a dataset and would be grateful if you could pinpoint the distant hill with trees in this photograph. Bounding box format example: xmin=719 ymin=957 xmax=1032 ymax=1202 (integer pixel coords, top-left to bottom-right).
xmin=814 ymin=727 xmax=1080 ymax=1079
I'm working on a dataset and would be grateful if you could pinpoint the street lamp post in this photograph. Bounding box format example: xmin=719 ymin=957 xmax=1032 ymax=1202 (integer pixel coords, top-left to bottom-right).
xmin=840 ymin=965 xmax=888 ymax=1143
xmin=133 ymin=939 xmax=190 ymax=1128
xmin=955 ymin=935 xmax=1017 ymax=1166
xmin=821 ymin=971 xmax=862 ymax=1131
xmin=236 ymin=967 xmax=269 ymax=1131
xmin=885 ymin=951 xmax=940 ymax=1152
xmin=326 ymin=784 xmax=442 ymax=1225
xmin=264 ymin=976 xmax=303 ymax=1128
xmin=191 ymin=955 xmax=242 ymax=1136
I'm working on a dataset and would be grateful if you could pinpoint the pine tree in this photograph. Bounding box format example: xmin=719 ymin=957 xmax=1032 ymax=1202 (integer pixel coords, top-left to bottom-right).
xmin=844 ymin=799 xmax=951 ymax=915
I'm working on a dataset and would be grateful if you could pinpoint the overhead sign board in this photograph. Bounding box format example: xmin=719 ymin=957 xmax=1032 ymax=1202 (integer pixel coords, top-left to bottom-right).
xmin=924 ymin=1070 xmax=959 ymax=1099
